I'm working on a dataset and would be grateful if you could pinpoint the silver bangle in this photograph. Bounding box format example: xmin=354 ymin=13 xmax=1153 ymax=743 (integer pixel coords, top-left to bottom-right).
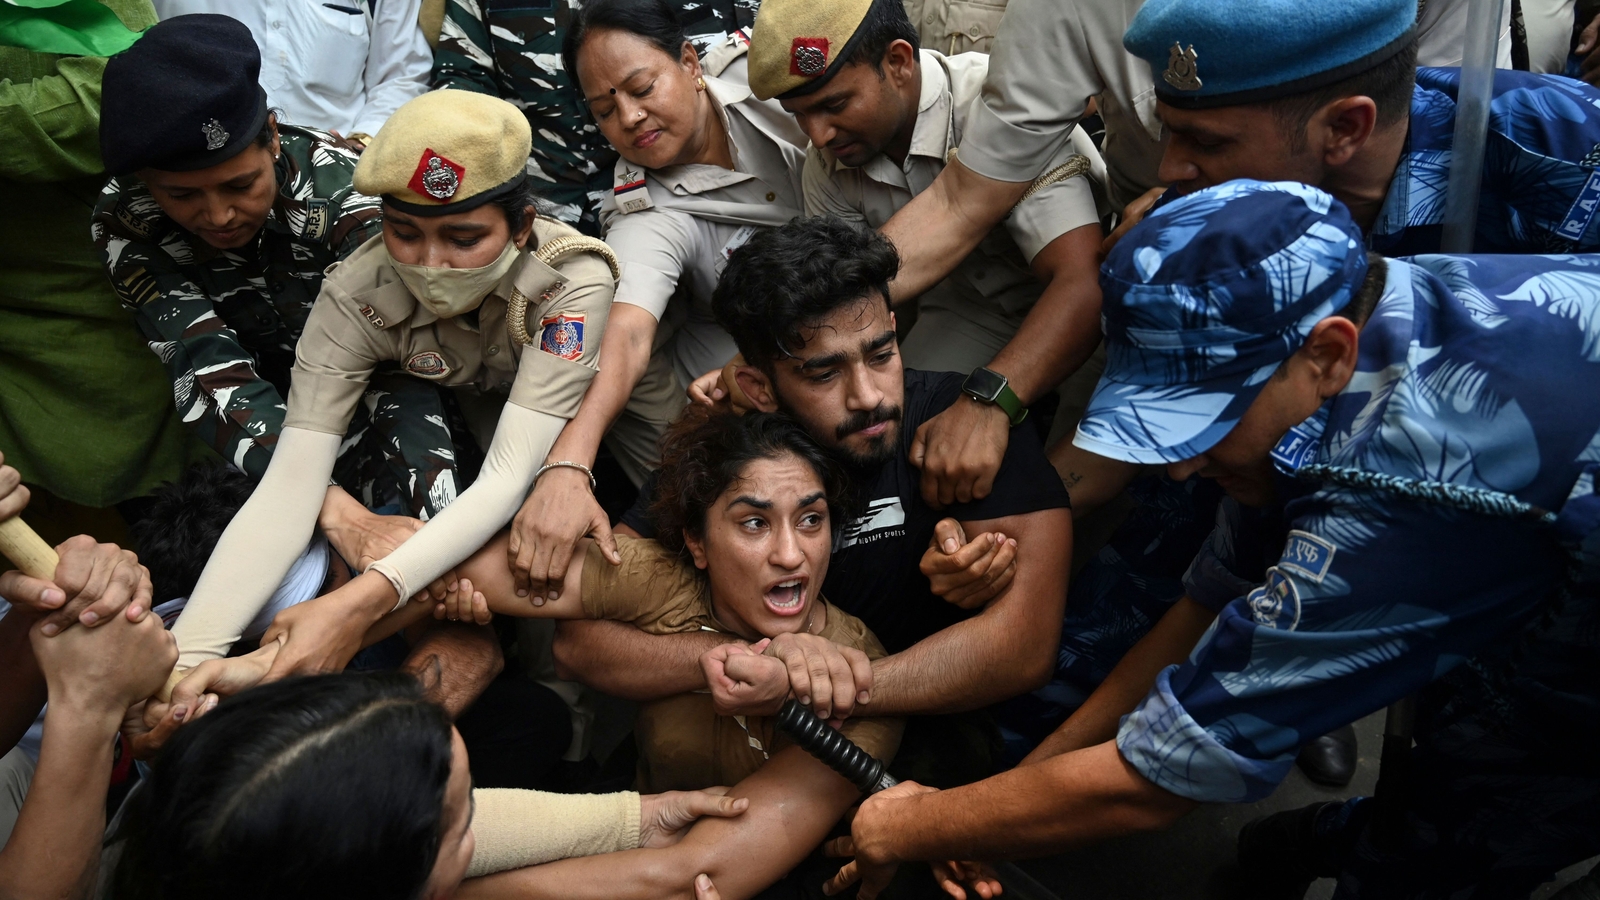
xmin=535 ymin=460 xmax=596 ymax=489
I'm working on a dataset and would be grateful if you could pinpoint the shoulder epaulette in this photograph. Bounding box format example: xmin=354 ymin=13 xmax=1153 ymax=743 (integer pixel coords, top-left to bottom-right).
xmin=507 ymin=235 xmax=621 ymax=345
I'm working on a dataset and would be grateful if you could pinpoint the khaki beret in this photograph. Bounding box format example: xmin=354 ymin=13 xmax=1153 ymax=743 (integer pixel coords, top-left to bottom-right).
xmin=354 ymin=89 xmax=532 ymax=215
xmin=748 ymin=0 xmax=874 ymax=101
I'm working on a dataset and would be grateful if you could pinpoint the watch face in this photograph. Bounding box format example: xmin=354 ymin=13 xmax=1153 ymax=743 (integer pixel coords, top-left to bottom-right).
xmin=963 ymin=367 xmax=1006 ymax=402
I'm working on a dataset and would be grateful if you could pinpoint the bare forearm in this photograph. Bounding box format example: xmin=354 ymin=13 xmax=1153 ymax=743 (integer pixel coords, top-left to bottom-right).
xmin=461 ymin=749 xmax=857 ymax=900
xmin=864 ymin=742 xmax=1193 ymax=863
xmin=870 ymin=511 xmax=1071 ymax=716
xmin=881 ymin=159 xmax=1031 ymax=303
xmin=1047 ymin=442 xmax=1141 ymax=520
xmin=0 ymin=706 xmax=120 ymax=898
xmin=551 ymin=619 xmax=728 ymax=700
xmin=1022 ymin=597 xmax=1216 ymax=765
xmin=402 ymin=621 xmax=505 ymax=720
xmin=987 ymin=226 xmax=1103 ymax=405
xmin=868 ymin=608 xmax=1053 ymax=715
xmin=0 ymin=610 xmax=45 ymax=754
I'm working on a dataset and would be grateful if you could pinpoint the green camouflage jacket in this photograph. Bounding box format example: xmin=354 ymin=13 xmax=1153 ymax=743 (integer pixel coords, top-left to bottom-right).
xmin=91 ymin=125 xmax=382 ymax=480
xmin=431 ymin=0 xmax=758 ymax=234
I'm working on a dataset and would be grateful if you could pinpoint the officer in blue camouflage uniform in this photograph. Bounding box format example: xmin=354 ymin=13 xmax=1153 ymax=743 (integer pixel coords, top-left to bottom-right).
xmin=430 ymin=0 xmax=758 ymax=235
xmin=1004 ymin=0 xmax=1600 ymax=783
xmin=832 ymin=181 xmax=1600 ymax=900
xmin=1122 ymin=0 xmax=1600 ymax=255
xmin=92 ymin=15 xmax=479 ymax=530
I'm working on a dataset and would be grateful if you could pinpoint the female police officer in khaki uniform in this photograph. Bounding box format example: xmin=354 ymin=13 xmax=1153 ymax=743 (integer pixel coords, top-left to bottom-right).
xmin=166 ymin=89 xmax=620 ymax=677
xmin=497 ymin=0 xmax=810 ymax=612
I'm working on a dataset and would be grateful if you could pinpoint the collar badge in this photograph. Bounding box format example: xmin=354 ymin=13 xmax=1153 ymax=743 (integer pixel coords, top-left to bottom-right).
xmin=1163 ymin=42 xmax=1203 ymax=91
xmin=202 ymin=118 xmax=229 ymax=151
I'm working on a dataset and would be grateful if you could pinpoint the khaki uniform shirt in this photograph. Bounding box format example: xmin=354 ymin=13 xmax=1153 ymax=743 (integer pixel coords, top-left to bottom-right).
xmin=599 ymin=45 xmax=807 ymax=387
xmin=580 ymin=537 xmax=905 ymax=793
xmin=961 ymin=0 xmax=1162 ymax=209
xmin=284 ymin=217 xmax=614 ymax=436
xmin=805 ymin=49 xmax=1105 ymax=334
xmin=902 ymin=0 xmax=1009 ymax=55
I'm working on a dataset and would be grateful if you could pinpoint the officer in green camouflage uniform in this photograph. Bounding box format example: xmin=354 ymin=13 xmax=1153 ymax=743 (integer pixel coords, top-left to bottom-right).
xmin=93 ymin=14 xmax=479 ymax=521
xmin=431 ymin=0 xmax=758 ymax=235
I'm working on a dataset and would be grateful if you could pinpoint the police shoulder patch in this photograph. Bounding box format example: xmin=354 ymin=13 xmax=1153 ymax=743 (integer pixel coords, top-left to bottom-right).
xmin=1246 ymin=568 xmax=1301 ymax=631
xmin=539 ymin=314 xmax=584 ymax=360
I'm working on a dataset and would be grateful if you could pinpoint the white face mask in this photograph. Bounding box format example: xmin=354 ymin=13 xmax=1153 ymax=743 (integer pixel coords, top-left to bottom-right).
xmin=390 ymin=240 xmax=522 ymax=318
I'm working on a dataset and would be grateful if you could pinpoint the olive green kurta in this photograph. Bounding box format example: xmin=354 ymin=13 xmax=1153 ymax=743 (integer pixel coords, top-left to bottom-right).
xmin=0 ymin=0 xmax=210 ymax=507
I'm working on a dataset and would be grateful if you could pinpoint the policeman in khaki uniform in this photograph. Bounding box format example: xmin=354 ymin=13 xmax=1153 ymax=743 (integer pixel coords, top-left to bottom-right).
xmin=748 ymin=0 xmax=1110 ymax=459
xmin=164 ymin=89 xmax=621 ymax=675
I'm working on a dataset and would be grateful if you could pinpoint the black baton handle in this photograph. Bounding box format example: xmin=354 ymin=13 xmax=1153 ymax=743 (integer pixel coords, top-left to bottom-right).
xmin=775 ymin=698 xmax=897 ymax=793
xmin=774 ymin=699 xmax=1065 ymax=900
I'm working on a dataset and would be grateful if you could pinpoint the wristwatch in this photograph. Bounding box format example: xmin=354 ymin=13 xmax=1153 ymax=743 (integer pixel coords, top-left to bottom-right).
xmin=961 ymin=367 xmax=1027 ymax=426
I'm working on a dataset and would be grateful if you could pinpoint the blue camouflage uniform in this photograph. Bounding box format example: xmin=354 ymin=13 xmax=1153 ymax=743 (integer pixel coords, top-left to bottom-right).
xmin=1079 ymin=180 xmax=1600 ymax=897
xmin=1371 ymin=67 xmax=1600 ymax=255
xmin=1000 ymin=0 xmax=1600 ymax=768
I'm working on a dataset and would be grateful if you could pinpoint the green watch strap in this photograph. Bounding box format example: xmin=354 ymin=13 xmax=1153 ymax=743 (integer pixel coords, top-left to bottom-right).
xmin=992 ymin=381 xmax=1028 ymax=426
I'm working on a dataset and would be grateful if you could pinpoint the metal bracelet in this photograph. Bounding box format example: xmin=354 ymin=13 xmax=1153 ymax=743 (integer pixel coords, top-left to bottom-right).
xmin=534 ymin=460 xmax=596 ymax=489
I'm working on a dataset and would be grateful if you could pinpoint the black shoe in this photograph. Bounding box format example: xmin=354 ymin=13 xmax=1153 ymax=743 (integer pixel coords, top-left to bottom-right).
xmin=1296 ymin=724 xmax=1357 ymax=787
xmin=1233 ymin=801 xmax=1341 ymax=900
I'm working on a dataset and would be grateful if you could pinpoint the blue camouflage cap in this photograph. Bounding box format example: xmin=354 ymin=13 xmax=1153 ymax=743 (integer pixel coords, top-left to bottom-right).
xmin=1124 ymin=0 xmax=1416 ymax=108
xmin=1073 ymin=181 xmax=1367 ymax=465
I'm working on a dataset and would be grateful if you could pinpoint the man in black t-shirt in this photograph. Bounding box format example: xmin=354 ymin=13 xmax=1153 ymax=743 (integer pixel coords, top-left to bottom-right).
xmin=553 ymin=217 xmax=1072 ymax=749
xmin=622 ymin=368 xmax=1068 ymax=654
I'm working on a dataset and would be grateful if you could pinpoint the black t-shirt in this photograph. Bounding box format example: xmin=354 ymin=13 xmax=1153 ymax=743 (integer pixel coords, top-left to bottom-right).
xmin=622 ymin=370 xmax=1070 ymax=653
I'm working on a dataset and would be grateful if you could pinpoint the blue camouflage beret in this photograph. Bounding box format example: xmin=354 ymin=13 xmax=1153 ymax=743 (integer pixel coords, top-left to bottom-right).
xmin=101 ymin=15 xmax=269 ymax=175
xmin=1074 ymin=181 xmax=1367 ymax=465
xmin=1123 ymin=0 xmax=1416 ymax=108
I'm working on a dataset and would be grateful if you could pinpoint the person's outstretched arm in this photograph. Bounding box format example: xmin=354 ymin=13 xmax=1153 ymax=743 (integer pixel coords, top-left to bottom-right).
xmin=0 ymin=601 xmax=175 ymax=898
xmin=865 ymin=508 xmax=1071 ymax=716
xmin=1020 ymin=596 xmax=1216 ymax=764
xmin=456 ymin=747 xmax=864 ymax=900
xmin=879 ymin=159 xmax=1031 ymax=302
xmin=554 ymin=620 xmax=731 ymax=700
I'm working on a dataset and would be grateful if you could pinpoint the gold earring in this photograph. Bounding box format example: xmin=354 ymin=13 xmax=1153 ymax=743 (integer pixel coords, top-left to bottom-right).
xmin=696 ymin=76 xmax=706 ymax=90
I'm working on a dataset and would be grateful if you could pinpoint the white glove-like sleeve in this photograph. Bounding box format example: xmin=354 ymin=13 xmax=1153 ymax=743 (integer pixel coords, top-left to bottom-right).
xmin=369 ymin=402 xmax=566 ymax=603
xmin=171 ymin=427 xmax=339 ymax=669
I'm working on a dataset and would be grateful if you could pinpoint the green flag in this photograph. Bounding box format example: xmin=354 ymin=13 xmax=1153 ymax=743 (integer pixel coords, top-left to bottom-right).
xmin=0 ymin=0 xmax=142 ymax=57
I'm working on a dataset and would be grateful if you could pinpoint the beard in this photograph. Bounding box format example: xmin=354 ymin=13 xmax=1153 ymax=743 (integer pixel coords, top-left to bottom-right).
xmin=829 ymin=403 xmax=904 ymax=470
xmin=773 ymin=394 xmax=904 ymax=470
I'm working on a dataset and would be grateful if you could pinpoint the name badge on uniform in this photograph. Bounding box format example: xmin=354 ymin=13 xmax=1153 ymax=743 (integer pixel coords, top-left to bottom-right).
xmin=304 ymin=198 xmax=330 ymax=242
xmin=1279 ymin=530 xmax=1336 ymax=584
xmin=540 ymin=314 xmax=585 ymax=360
xmin=614 ymin=167 xmax=653 ymax=214
xmin=714 ymin=225 xmax=758 ymax=275
xmin=1556 ymin=168 xmax=1600 ymax=242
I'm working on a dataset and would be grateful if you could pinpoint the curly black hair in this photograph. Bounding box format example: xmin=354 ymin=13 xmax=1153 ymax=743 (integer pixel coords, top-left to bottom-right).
xmin=711 ymin=215 xmax=900 ymax=374
xmin=130 ymin=463 xmax=255 ymax=604
xmin=650 ymin=405 xmax=857 ymax=562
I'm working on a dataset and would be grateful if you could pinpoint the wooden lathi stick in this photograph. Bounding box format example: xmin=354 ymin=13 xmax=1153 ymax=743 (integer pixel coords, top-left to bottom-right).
xmin=0 ymin=515 xmax=58 ymax=579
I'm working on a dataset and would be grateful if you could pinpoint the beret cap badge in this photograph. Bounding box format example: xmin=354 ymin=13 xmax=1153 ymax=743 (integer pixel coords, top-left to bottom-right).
xmin=201 ymin=118 xmax=230 ymax=151
xmin=790 ymin=38 xmax=829 ymax=77
xmin=1163 ymin=42 xmax=1202 ymax=91
xmin=409 ymin=150 xmax=465 ymax=201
